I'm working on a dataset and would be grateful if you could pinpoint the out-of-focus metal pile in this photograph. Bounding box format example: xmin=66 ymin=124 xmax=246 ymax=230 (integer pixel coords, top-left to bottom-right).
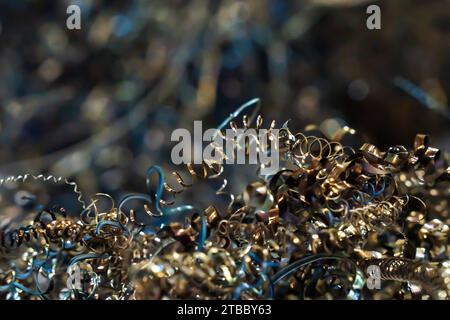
xmin=0 ymin=101 xmax=449 ymax=300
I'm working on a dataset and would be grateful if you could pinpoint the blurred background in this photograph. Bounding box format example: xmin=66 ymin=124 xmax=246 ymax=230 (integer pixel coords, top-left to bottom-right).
xmin=0 ymin=0 xmax=448 ymax=215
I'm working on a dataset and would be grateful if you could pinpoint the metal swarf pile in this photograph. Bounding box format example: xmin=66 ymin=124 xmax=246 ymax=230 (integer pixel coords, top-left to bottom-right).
xmin=1 ymin=106 xmax=449 ymax=300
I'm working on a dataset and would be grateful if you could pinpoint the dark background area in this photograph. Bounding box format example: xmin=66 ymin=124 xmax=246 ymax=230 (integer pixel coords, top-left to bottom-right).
xmin=0 ymin=0 xmax=448 ymax=214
